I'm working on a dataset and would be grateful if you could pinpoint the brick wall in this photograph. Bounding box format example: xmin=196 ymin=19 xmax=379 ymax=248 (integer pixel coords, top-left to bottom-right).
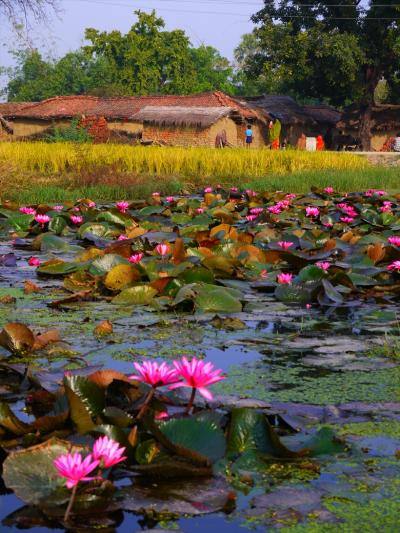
xmin=143 ymin=124 xmax=212 ymax=146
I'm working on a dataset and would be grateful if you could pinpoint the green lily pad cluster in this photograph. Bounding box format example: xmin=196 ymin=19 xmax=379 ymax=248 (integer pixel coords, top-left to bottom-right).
xmin=1 ymin=186 xmax=399 ymax=311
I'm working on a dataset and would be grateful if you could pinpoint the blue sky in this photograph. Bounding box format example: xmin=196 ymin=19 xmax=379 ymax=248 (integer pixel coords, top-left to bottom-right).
xmin=1 ymin=0 xmax=264 ymax=69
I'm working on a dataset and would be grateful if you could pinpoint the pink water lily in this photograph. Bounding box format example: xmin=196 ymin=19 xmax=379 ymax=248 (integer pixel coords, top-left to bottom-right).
xmin=155 ymin=243 xmax=170 ymax=256
xmin=277 ymin=241 xmax=293 ymax=250
xmin=387 ymin=261 xmax=400 ymax=272
xmin=53 ymin=205 xmax=64 ymax=211
xmin=306 ymin=206 xmax=320 ymax=217
xmin=276 ymin=200 xmax=290 ymax=210
xmin=315 ymin=261 xmax=330 ymax=271
xmin=285 ymin=193 xmax=296 ymax=200
xmin=388 ymin=236 xmax=400 ymax=247
xmin=340 ymin=216 xmax=354 ymax=224
xmin=277 ymin=273 xmax=293 ymax=284
xmin=268 ymin=205 xmax=282 ymax=214
xmin=166 ymin=196 xmax=175 ymax=202
xmin=54 ymin=452 xmax=100 ymax=489
xmin=129 ymin=253 xmax=144 ymax=263
xmin=130 ymin=361 xmax=179 ymax=388
xmin=28 ymin=257 xmax=40 ymax=267
xmin=365 ymin=189 xmax=387 ymax=197
xmin=246 ymin=214 xmax=257 ymax=221
xmin=35 ymin=214 xmax=50 ymax=226
xmin=169 ymin=356 xmax=225 ymax=402
xmin=118 ymin=235 xmax=128 ymax=241
xmin=70 ymin=215 xmax=83 ymax=225
xmin=324 ymin=187 xmax=334 ymax=194
xmin=88 ymin=201 xmax=96 ymax=208
xmin=249 ymin=207 xmax=263 ymax=215
xmin=204 ymin=187 xmax=213 ymax=193
xmin=196 ymin=208 xmax=205 ymax=214
xmin=152 ymin=192 xmax=160 ymax=197
xmin=230 ymin=187 xmax=238 ymax=192
xmin=20 ymin=207 xmax=36 ymax=215
xmin=92 ymin=436 xmax=126 ymax=468
xmin=72 ymin=206 xmax=80 ymax=212
xmin=116 ymin=201 xmax=129 ymax=213
xmin=260 ymin=269 xmax=268 ymax=278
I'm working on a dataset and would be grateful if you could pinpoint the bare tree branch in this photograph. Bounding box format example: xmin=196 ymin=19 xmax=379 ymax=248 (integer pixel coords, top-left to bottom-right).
xmin=0 ymin=0 xmax=59 ymax=24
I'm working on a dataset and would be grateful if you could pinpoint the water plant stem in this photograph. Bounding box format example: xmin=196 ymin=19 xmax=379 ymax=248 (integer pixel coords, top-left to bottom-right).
xmin=186 ymin=387 xmax=197 ymax=414
xmin=136 ymin=388 xmax=155 ymax=421
xmin=64 ymin=484 xmax=78 ymax=523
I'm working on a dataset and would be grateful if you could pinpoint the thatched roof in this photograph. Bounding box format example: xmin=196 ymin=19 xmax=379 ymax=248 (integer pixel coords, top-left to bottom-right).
xmin=134 ymin=106 xmax=236 ymax=128
xmin=244 ymin=95 xmax=315 ymax=126
xmin=304 ymin=104 xmax=341 ymax=125
xmin=337 ymin=104 xmax=400 ymax=132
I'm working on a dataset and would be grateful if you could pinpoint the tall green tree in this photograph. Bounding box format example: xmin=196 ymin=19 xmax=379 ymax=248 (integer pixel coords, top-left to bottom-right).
xmin=246 ymin=1 xmax=400 ymax=149
xmin=189 ymin=45 xmax=234 ymax=94
xmin=83 ymin=10 xmax=197 ymax=95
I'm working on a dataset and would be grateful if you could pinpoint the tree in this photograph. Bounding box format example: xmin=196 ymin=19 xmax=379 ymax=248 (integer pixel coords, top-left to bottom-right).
xmin=84 ymin=10 xmax=197 ymax=95
xmin=247 ymin=1 xmax=400 ymax=149
xmin=189 ymin=45 xmax=235 ymax=94
xmin=0 ymin=0 xmax=58 ymax=22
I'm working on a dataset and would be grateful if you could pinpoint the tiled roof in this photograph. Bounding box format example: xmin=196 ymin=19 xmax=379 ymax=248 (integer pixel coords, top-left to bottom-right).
xmin=7 ymin=92 xmax=264 ymax=122
xmin=0 ymin=102 xmax=37 ymax=116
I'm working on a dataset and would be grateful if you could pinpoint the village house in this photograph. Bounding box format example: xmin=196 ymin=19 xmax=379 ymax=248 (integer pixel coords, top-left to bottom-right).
xmin=0 ymin=92 xmax=269 ymax=147
xmin=336 ymin=104 xmax=400 ymax=151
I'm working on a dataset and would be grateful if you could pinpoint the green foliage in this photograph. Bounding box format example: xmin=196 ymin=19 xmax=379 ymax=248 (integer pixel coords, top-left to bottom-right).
xmin=46 ymin=118 xmax=92 ymax=144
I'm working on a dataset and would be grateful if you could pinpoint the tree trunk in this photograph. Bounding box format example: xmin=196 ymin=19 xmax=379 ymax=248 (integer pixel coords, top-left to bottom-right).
xmin=358 ymin=103 xmax=373 ymax=151
xmin=358 ymin=66 xmax=379 ymax=151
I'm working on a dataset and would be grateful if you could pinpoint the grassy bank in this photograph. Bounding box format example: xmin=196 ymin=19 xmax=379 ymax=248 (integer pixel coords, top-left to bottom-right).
xmin=1 ymin=167 xmax=399 ymax=204
xmin=0 ymin=142 xmax=368 ymax=177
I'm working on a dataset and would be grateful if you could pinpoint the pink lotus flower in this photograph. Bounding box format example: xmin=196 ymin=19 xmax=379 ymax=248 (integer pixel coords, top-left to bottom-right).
xmin=28 ymin=257 xmax=40 ymax=267
xmin=130 ymin=361 xmax=179 ymax=388
xmin=169 ymin=356 xmax=225 ymax=401
xmin=260 ymin=269 xmax=268 ymax=278
xmin=116 ymin=201 xmax=129 ymax=213
xmin=72 ymin=206 xmax=81 ymax=212
xmin=246 ymin=214 xmax=257 ymax=221
xmin=196 ymin=208 xmax=205 ymax=214
xmin=306 ymin=303 xmax=312 ymax=309
xmin=92 ymin=436 xmax=126 ymax=469
xmin=204 ymin=187 xmax=213 ymax=193
xmin=152 ymin=192 xmax=161 ymax=197
xmin=365 ymin=189 xmax=387 ymax=197
xmin=155 ymin=410 xmax=169 ymax=420
xmin=324 ymin=187 xmax=334 ymax=194
xmin=285 ymin=193 xmax=296 ymax=200
xmin=250 ymin=207 xmax=263 ymax=215
xmin=306 ymin=206 xmax=320 ymax=218
xmin=388 ymin=236 xmax=400 ymax=247
xmin=166 ymin=196 xmax=175 ymax=202
xmin=35 ymin=214 xmax=50 ymax=226
xmin=19 ymin=207 xmax=36 ymax=215
xmin=316 ymin=261 xmax=330 ymax=271
xmin=245 ymin=189 xmax=257 ymax=197
xmin=276 ymin=200 xmax=290 ymax=210
xmin=268 ymin=205 xmax=282 ymax=214
xmin=277 ymin=241 xmax=294 ymax=250
xmin=129 ymin=253 xmax=144 ymax=263
xmin=387 ymin=261 xmax=400 ymax=272
xmin=380 ymin=203 xmax=392 ymax=213
xmin=340 ymin=216 xmax=354 ymax=224
xmin=277 ymin=273 xmax=293 ymax=284
xmin=155 ymin=243 xmax=170 ymax=256
xmin=118 ymin=235 xmax=128 ymax=241
xmin=54 ymin=452 xmax=100 ymax=489
xmin=322 ymin=221 xmax=333 ymax=228
xmin=53 ymin=205 xmax=64 ymax=211
xmin=70 ymin=215 xmax=83 ymax=225
xmin=230 ymin=187 xmax=238 ymax=192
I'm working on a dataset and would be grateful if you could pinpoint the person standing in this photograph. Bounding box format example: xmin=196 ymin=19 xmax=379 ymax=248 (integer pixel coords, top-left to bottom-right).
xmin=245 ymin=124 xmax=253 ymax=148
xmin=393 ymin=133 xmax=400 ymax=152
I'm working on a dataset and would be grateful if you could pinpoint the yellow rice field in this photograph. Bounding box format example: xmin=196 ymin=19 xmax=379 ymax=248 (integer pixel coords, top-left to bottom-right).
xmin=0 ymin=142 xmax=369 ymax=178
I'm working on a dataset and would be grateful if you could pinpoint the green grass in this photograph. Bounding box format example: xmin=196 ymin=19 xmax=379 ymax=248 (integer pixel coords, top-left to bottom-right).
xmin=1 ymin=167 xmax=399 ymax=204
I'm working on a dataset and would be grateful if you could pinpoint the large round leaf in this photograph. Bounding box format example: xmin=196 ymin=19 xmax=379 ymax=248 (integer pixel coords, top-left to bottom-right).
xmin=194 ymin=285 xmax=242 ymax=313
xmin=3 ymin=438 xmax=85 ymax=506
xmin=104 ymin=264 xmax=141 ymax=291
xmin=159 ymin=418 xmax=226 ymax=463
xmin=88 ymin=254 xmax=130 ymax=276
xmin=111 ymin=285 xmax=157 ymax=305
xmin=64 ymin=375 xmax=105 ymax=434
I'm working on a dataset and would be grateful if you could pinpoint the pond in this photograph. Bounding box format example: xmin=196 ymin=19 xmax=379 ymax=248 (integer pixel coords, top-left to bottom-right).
xmin=0 ymin=187 xmax=399 ymax=532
